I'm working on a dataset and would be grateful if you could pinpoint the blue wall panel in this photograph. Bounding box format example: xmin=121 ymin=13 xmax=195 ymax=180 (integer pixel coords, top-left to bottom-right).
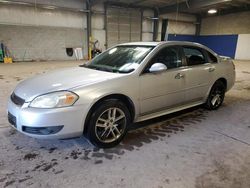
xmin=167 ymin=34 xmax=238 ymax=58
xmin=197 ymin=35 xmax=238 ymax=58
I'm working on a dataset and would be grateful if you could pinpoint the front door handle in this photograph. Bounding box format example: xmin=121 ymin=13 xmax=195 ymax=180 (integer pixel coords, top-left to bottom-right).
xmin=209 ymin=67 xmax=215 ymax=72
xmin=175 ymin=73 xmax=184 ymax=79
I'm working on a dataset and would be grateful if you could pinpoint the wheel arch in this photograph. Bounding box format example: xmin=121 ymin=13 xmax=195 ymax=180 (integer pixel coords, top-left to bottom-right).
xmin=205 ymin=77 xmax=228 ymax=101
xmin=204 ymin=77 xmax=227 ymax=110
xmin=83 ymin=93 xmax=135 ymax=134
xmin=216 ymin=77 xmax=227 ymax=90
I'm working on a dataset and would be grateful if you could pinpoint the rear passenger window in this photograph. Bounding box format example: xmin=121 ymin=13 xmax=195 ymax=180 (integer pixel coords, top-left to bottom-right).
xmin=207 ymin=51 xmax=218 ymax=63
xmin=183 ymin=47 xmax=206 ymax=66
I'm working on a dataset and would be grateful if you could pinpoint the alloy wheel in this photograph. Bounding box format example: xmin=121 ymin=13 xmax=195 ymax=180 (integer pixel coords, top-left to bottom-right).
xmin=95 ymin=107 xmax=126 ymax=143
xmin=210 ymin=86 xmax=224 ymax=108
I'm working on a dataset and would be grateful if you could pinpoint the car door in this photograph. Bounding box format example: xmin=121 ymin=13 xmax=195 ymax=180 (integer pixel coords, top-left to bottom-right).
xmin=180 ymin=46 xmax=216 ymax=103
xmin=139 ymin=45 xmax=186 ymax=115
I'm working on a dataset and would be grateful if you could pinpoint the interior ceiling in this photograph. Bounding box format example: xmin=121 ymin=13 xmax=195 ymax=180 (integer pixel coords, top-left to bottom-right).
xmin=105 ymin=0 xmax=187 ymax=7
xmin=193 ymin=0 xmax=250 ymax=15
xmin=104 ymin=0 xmax=250 ymax=16
xmin=1 ymin=0 xmax=250 ymax=16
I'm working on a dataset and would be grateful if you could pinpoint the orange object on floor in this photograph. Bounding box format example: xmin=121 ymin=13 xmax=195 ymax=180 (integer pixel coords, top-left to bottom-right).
xmin=4 ymin=57 xmax=12 ymax=64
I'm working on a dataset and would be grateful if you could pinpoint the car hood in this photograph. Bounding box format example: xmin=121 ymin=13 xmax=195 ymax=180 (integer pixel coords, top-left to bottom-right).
xmin=14 ymin=67 xmax=123 ymax=101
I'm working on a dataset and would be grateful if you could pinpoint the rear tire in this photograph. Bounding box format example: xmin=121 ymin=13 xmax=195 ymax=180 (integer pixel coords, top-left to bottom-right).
xmin=86 ymin=99 xmax=131 ymax=148
xmin=205 ymin=80 xmax=226 ymax=110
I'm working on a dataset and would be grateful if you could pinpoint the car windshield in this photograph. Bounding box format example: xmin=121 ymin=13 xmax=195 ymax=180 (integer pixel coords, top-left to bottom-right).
xmin=81 ymin=45 xmax=154 ymax=73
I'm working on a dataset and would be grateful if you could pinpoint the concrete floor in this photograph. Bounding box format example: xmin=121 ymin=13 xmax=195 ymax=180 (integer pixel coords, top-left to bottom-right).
xmin=0 ymin=60 xmax=249 ymax=188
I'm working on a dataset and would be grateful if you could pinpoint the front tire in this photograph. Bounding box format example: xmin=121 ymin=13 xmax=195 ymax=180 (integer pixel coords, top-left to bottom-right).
xmin=205 ymin=80 xmax=226 ymax=110
xmin=87 ymin=99 xmax=131 ymax=148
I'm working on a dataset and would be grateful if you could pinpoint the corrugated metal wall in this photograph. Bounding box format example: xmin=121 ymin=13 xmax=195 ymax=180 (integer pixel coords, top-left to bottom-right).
xmin=106 ymin=7 xmax=141 ymax=48
xmin=142 ymin=10 xmax=154 ymax=41
xmin=0 ymin=25 xmax=85 ymax=61
xmin=0 ymin=2 xmax=199 ymax=61
xmin=0 ymin=4 xmax=87 ymax=61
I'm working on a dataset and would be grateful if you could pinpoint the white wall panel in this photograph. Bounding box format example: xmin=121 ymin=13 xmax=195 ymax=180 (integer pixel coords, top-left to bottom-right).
xmin=142 ymin=19 xmax=153 ymax=32
xmin=106 ymin=7 xmax=141 ymax=48
xmin=235 ymin=34 xmax=250 ymax=60
xmin=201 ymin=11 xmax=250 ymax=35
xmin=92 ymin=30 xmax=106 ymax=51
xmin=5 ymin=0 xmax=86 ymax=10
xmin=92 ymin=14 xmax=105 ymax=30
xmin=91 ymin=3 xmax=106 ymax=50
xmin=160 ymin=13 xmax=196 ymax=22
xmin=92 ymin=3 xmax=105 ymax=12
xmin=0 ymin=4 xmax=86 ymax=29
xmin=143 ymin=9 xmax=154 ymax=17
xmin=142 ymin=9 xmax=153 ymax=41
xmin=167 ymin=20 xmax=196 ymax=35
xmin=0 ymin=25 xmax=87 ymax=61
xmin=0 ymin=4 xmax=88 ymax=61
xmin=91 ymin=13 xmax=106 ymax=50
xmin=159 ymin=13 xmax=196 ymax=36
xmin=142 ymin=33 xmax=153 ymax=41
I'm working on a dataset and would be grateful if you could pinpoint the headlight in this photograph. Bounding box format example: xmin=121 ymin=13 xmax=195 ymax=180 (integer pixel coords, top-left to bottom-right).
xmin=29 ymin=91 xmax=79 ymax=108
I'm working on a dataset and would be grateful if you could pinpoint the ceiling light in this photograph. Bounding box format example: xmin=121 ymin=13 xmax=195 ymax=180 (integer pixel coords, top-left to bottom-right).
xmin=208 ymin=9 xmax=217 ymax=14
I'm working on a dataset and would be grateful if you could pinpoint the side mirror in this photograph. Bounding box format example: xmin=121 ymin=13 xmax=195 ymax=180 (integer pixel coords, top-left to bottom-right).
xmin=149 ymin=63 xmax=167 ymax=73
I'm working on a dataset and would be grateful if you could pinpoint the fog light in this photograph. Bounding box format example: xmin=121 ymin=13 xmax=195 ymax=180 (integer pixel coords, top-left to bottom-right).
xmin=22 ymin=125 xmax=63 ymax=135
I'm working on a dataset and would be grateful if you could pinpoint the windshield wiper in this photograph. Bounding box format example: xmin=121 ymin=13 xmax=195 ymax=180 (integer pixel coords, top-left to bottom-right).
xmin=80 ymin=64 xmax=114 ymax=73
xmin=117 ymin=69 xmax=135 ymax=73
xmin=96 ymin=66 xmax=114 ymax=72
xmin=80 ymin=64 xmax=134 ymax=73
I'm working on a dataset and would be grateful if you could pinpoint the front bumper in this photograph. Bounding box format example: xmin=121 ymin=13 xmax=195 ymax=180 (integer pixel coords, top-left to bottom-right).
xmin=7 ymin=97 xmax=88 ymax=139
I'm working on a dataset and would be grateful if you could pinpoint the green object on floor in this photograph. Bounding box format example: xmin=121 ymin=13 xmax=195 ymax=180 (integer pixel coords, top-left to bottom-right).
xmin=0 ymin=49 xmax=3 ymax=62
xmin=0 ymin=43 xmax=4 ymax=62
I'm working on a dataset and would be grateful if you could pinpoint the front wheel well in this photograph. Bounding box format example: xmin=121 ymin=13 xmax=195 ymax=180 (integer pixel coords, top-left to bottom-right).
xmin=216 ymin=78 xmax=227 ymax=90
xmin=83 ymin=94 xmax=135 ymax=134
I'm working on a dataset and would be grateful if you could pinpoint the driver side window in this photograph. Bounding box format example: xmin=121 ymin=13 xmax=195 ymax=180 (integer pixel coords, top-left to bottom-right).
xmin=148 ymin=46 xmax=182 ymax=71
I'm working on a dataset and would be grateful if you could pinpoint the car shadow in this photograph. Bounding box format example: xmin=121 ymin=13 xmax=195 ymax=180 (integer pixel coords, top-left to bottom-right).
xmin=5 ymin=105 xmax=208 ymax=162
xmin=97 ymin=105 xmax=208 ymax=157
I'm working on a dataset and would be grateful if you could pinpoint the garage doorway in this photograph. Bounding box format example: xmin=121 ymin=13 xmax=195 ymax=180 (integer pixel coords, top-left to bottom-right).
xmin=106 ymin=6 xmax=142 ymax=48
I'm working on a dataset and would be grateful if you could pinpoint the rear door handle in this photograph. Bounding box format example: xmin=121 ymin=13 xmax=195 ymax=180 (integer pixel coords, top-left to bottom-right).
xmin=209 ymin=67 xmax=215 ymax=72
xmin=175 ymin=73 xmax=184 ymax=79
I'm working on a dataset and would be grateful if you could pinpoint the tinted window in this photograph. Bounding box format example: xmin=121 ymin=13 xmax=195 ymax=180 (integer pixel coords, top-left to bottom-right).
xmin=207 ymin=51 xmax=218 ymax=63
xmin=183 ymin=47 xmax=206 ymax=66
xmin=149 ymin=46 xmax=182 ymax=69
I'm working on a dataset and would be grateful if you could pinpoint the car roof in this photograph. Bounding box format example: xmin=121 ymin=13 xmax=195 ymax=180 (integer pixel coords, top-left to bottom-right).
xmin=117 ymin=41 xmax=218 ymax=56
xmin=118 ymin=42 xmax=161 ymax=46
xmin=118 ymin=41 xmax=202 ymax=47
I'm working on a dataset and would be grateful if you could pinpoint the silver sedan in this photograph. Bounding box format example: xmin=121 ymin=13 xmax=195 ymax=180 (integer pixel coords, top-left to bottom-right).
xmin=7 ymin=41 xmax=235 ymax=148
